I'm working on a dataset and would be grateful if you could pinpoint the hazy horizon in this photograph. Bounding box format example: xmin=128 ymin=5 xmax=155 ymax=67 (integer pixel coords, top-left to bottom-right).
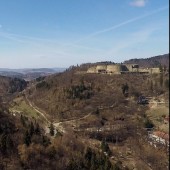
xmin=0 ymin=52 xmax=169 ymax=70
xmin=0 ymin=0 xmax=169 ymax=68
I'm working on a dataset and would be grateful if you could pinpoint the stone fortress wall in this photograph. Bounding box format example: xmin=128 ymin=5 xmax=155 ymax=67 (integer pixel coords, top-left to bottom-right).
xmin=87 ymin=64 xmax=160 ymax=74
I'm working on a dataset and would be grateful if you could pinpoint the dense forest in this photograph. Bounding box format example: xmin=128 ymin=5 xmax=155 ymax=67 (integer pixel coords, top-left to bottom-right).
xmin=0 ymin=76 xmax=27 ymax=95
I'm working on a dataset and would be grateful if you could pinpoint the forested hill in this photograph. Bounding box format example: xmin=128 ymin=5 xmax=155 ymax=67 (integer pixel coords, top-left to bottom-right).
xmin=124 ymin=53 xmax=169 ymax=68
xmin=0 ymin=76 xmax=27 ymax=96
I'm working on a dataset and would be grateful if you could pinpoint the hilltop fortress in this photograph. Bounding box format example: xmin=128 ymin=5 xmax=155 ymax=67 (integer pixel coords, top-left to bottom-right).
xmin=87 ymin=64 xmax=160 ymax=74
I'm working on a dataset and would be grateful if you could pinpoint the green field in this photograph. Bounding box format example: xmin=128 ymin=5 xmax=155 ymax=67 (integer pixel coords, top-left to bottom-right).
xmin=10 ymin=97 xmax=40 ymax=118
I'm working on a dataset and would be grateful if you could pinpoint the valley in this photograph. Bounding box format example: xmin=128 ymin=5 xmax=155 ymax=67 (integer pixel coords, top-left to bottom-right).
xmin=0 ymin=54 xmax=169 ymax=170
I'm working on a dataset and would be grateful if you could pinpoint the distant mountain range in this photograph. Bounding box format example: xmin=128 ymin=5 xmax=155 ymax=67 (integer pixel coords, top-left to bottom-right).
xmin=0 ymin=68 xmax=66 ymax=80
xmin=124 ymin=53 xmax=169 ymax=68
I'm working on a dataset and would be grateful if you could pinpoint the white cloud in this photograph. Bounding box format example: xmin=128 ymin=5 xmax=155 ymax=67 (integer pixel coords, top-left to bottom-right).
xmin=130 ymin=0 xmax=147 ymax=7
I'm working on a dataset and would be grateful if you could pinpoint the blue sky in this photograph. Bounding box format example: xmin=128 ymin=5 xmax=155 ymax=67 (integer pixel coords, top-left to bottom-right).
xmin=0 ymin=0 xmax=169 ymax=68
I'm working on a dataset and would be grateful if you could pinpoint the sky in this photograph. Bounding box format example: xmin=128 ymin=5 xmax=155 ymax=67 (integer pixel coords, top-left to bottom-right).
xmin=0 ymin=0 xmax=169 ymax=68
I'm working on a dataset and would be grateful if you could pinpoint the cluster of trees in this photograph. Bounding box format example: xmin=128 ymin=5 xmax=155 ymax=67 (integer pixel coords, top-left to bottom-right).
xmin=36 ymin=80 xmax=50 ymax=89
xmin=8 ymin=78 xmax=27 ymax=93
xmin=17 ymin=121 xmax=119 ymax=170
xmin=0 ymin=129 xmax=13 ymax=156
xmin=87 ymin=129 xmax=128 ymax=144
xmin=1 ymin=104 xmax=122 ymax=170
xmin=35 ymin=76 xmax=45 ymax=82
xmin=67 ymin=147 xmax=116 ymax=170
xmin=66 ymin=82 xmax=93 ymax=100
xmin=101 ymin=140 xmax=112 ymax=156
xmin=148 ymin=73 xmax=169 ymax=96
xmin=0 ymin=108 xmax=15 ymax=156
xmin=18 ymin=143 xmax=119 ymax=170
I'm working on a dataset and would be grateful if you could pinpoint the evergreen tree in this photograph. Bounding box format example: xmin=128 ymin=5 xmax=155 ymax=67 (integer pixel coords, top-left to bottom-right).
xmin=35 ymin=123 xmax=40 ymax=135
xmin=20 ymin=115 xmax=25 ymax=127
xmin=1 ymin=134 xmax=13 ymax=154
xmin=42 ymin=135 xmax=51 ymax=147
xmin=101 ymin=140 xmax=111 ymax=156
xmin=104 ymin=158 xmax=112 ymax=170
xmin=85 ymin=147 xmax=93 ymax=162
xmin=24 ymin=130 xmax=31 ymax=146
xmin=29 ymin=122 xmax=34 ymax=137
xmin=49 ymin=123 xmax=54 ymax=136
xmin=0 ymin=134 xmax=8 ymax=154
xmin=90 ymin=154 xmax=96 ymax=170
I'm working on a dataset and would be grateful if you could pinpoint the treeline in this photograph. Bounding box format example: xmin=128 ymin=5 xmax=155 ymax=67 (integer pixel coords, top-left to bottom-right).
xmin=66 ymin=82 xmax=93 ymax=100
xmin=8 ymin=78 xmax=27 ymax=93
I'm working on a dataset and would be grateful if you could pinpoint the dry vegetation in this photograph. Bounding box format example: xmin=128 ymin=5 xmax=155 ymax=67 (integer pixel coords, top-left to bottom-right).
xmin=1 ymin=62 xmax=169 ymax=169
xmin=1 ymin=102 xmax=119 ymax=170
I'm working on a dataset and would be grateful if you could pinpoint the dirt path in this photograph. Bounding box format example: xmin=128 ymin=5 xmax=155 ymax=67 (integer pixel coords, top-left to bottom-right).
xmin=25 ymin=96 xmax=50 ymax=124
xmin=53 ymin=112 xmax=92 ymax=125
xmin=25 ymin=95 xmax=92 ymax=133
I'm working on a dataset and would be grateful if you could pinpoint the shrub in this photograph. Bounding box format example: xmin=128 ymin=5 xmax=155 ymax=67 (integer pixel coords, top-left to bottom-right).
xmin=144 ymin=118 xmax=154 ymax=129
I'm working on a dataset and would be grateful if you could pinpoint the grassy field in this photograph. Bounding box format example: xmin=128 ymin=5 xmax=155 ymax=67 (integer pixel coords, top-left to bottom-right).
xmin=10 ymin=96 xmax=40 ymax=118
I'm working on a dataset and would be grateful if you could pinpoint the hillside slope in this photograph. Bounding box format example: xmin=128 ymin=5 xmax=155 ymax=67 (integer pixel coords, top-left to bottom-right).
xmin=0 ymin=99 xmax=118 ymax=170
xmin=0 ymin=76 xmax=27 ymax=97
xmin=22 ymin=66 xmax=169 ymax=169
xmin=124 ymin=53 xmax=169 ymax=68
xmin=27 ymin=67 xmax=169 ymax=121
